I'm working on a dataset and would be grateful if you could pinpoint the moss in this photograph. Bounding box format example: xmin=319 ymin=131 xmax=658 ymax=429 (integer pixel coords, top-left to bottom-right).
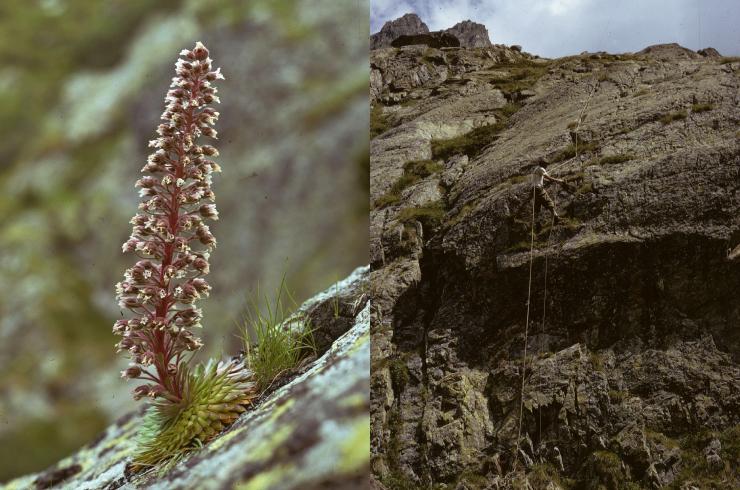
xmin=431 ymin=121 xmax=508 ymax=161
xmin=597 ymin=154 xmax=635 ymax=165
xmin=371 ymin=103 xmax=393 ymax=139
xmin=397 ymin=201 xmax=446 ymax=230
xmin=658 ymin=109 xmax=687 ymax=125
xmin=691 ymin=103 xmax=714 ymax=113
xmin=389 ymin=358 xmax=411 ymax=393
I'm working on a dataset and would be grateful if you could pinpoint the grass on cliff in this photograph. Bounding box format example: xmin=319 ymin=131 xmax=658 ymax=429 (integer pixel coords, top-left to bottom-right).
xmin=658 ymin=109 xmax=688 ymax=125
xmin=667 ymin=425 xmax=740 ymax=489
xmin=431 ymin=120 xmax=509 ymax=161
xmin=240 ymin=276 xmax=316 ymax=391
xmin=691 ymin=103 xmax=714 ymax=113
xmin=374 ymin=159 xmax=443 ymax=208
xmin=371 ymin=103 xmax=393 ymax=139
xmin=397 ymin=201 xmax=446 ymax=230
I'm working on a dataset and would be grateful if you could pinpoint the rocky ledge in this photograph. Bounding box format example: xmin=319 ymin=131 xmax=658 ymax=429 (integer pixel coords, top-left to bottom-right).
xmin=4 ymin=267 xmax=370 ymax=490
xmin=370 ymin=41 xmax=739 ymax=489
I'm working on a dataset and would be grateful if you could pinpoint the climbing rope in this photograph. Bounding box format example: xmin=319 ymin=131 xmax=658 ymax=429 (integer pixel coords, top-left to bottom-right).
xmin=537 ymin=213 xmax=555 ymax=445
xmin=512 ymin=182 xmax=537 ymax=472
xmin=512 ymin=78 xmax=597 ymax=471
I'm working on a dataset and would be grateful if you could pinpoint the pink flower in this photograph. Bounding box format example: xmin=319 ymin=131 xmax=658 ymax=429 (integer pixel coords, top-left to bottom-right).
xmin=113 ymin=42 xmax=223 ymax=403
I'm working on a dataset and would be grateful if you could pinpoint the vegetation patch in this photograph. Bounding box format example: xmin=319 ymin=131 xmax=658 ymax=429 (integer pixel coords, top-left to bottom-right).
xmin=691 ymin=103 xmax=714 ymax=113
xmin=374 ymin=159 xmax=443 ymax=208
xmin=658 ymin=109 xmax=687 ymax=125
xmin=597 ymin=153 xmax=635 ymax=165
xmin=667 ymin=425 xmax=740 ymax=489
xmin=398 ymin=201 xmax=446 ymax=230
xmin=389 ymin=357 xmax=411 ymax=393
xmin=371 ymin=103 xmax=393 ymax=139
xmin=552 ymin=141 xmax=599 ymax=163
xmin=585 ymin=450 xmax=628 ymax=489
xmin=431 ymin=121 xmax=507 ymax=161
xmin=241 ymin=275 xmax=316 ymax=391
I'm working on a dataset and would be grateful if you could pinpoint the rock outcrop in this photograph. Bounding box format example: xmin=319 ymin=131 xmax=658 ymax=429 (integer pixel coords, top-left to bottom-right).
xmin=371 ymin=13 xmax=430 ymax=50
xmin=444 ymin=20 xmax=492 ymax=48
xmin=370 ymin=41 xmax=739 ymax=489
xmin=4 ymin=267 xmax=370 ymax=490
xmin=371 ymin=14 xmax=491 ymax=50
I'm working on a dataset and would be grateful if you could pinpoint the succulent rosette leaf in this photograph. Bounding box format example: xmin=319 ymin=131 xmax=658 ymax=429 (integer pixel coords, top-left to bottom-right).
xmin=112 ymin=41 xmax=256 ymax=470
xmin=132 ymin=359 xmax=257 ymax=470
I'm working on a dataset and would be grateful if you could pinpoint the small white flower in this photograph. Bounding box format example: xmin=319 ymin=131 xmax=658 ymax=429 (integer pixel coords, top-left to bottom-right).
xmin=176 ymin=178 xmax=185 ymax=187
xmin=175 ymin=286 xmax=183 ymax=296
xmin=162 ymin=175 xmax=172 ymax=185
xmin=159 ymin=289 xmax=167 ymax=299
xmin=143 ymin=269 xmax=152 ymax=279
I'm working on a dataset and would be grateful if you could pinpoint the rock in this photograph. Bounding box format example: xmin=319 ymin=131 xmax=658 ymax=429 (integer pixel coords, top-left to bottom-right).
xmin=391 ymin=32 xmax=460 ymax=49
xmin=371 ymin=13 xmax=429 ymax=50
xmin=6 ymin=268 xmax=371 ymax=489
xmin=697 ymin=47 xmax=721 ymax=57
xmin=371 ymin=36 xmax=740 ymax=489
xmin=444 ymin=20 xmax=492 ymax=48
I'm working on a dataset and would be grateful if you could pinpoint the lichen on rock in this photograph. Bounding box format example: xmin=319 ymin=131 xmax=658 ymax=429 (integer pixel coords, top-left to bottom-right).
xmin=5 ymin=266 xmax=370 ymax=490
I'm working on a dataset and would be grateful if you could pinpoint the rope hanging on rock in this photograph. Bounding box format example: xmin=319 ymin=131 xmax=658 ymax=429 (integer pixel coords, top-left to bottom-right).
xmin=513 ymin=79 xmax=597 ymax=472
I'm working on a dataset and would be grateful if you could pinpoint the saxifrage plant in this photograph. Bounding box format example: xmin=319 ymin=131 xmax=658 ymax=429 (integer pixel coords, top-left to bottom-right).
xmin=113 ymin=41 xmax=257 ymax=471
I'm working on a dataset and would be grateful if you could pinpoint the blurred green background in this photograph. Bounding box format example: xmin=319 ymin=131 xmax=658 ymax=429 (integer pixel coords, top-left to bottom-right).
xmin=0 ymin=0 xmax=368 ymax=481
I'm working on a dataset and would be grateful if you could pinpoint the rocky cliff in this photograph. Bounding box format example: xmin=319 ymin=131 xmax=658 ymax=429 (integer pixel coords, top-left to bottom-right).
xmin=372 ymin=14 xmax=491 ymax=49
xmin=370 ymin=42 xmax=739 ymax=489
xmin=371 ymin=14 xmax=430 ymax=50
xmin=3 ymin=267 xmax=370 ymax=490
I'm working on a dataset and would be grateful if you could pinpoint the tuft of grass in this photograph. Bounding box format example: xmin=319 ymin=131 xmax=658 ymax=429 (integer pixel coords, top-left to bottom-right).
xmin=374 ymin=159 xmax=443 ymax=209
xmin=500 ymin=102 xmax=522 ymax=117
xmin=608 ymin=390 xmax=629 ymax=403
xmin=567 ymin=121 xmax=579 ymax=130
xmin=552 ymin=141 xmax=599 ymax=163
xmin=586 ymin=450 xmax=627 ymax=489
xmin=589 ymin=352 xmax=605 ymax=371
xmin=240 ymin=275 xmax=316 ymax=391
xmin=397 ymin=201 xmax=446 ymax=230
xmin=658 ymin=109 xmax=687 ymax=125
xmin=431 ymin=121 xmax=507 ymax=161
xmin=371 ymin=103 xmax=392 ymax=139
xmin=719 ymin=56 xmax=740 ymax=64
xmin=691 ymin=102 xmax=714 ymax=113
xmin=634 ymin=88 xmax=649 ymax=97
xmin=597 ymin=153 xmax=634 ymax=165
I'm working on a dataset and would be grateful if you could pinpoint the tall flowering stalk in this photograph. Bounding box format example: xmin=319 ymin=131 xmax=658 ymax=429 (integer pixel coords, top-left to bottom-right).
xmin=112 ymin=42 xmax=256 ymax=471
xmin=114 ymin=41 xmax=223 ymax=403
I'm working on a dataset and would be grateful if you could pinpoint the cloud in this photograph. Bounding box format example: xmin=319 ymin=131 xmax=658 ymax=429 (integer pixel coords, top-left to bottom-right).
xmin=371 ymin=0 xmax=740 ymax=57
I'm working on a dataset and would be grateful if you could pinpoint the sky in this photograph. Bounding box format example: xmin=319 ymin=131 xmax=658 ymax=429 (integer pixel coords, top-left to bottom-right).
xmin=370 ymin=0 xmax=740 ymax=58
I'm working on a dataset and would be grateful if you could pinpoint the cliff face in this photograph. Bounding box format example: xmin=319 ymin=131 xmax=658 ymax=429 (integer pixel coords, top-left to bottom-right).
xmin=5 ymin=267 xmax=370 ymax=490
xmin=370 ymin=42 xmax=739 ymax=489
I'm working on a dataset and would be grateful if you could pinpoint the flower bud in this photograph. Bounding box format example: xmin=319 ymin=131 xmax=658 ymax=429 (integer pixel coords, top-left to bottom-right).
xmin=192 ymin=41 xmax=209 ymax=60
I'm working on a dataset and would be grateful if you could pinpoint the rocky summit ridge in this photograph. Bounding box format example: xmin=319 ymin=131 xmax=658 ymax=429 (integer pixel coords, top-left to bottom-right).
xmin=371 ymin=13 xmax=491 ymax=50
xmin=370 ymin=40 xmax=739 ymax=489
